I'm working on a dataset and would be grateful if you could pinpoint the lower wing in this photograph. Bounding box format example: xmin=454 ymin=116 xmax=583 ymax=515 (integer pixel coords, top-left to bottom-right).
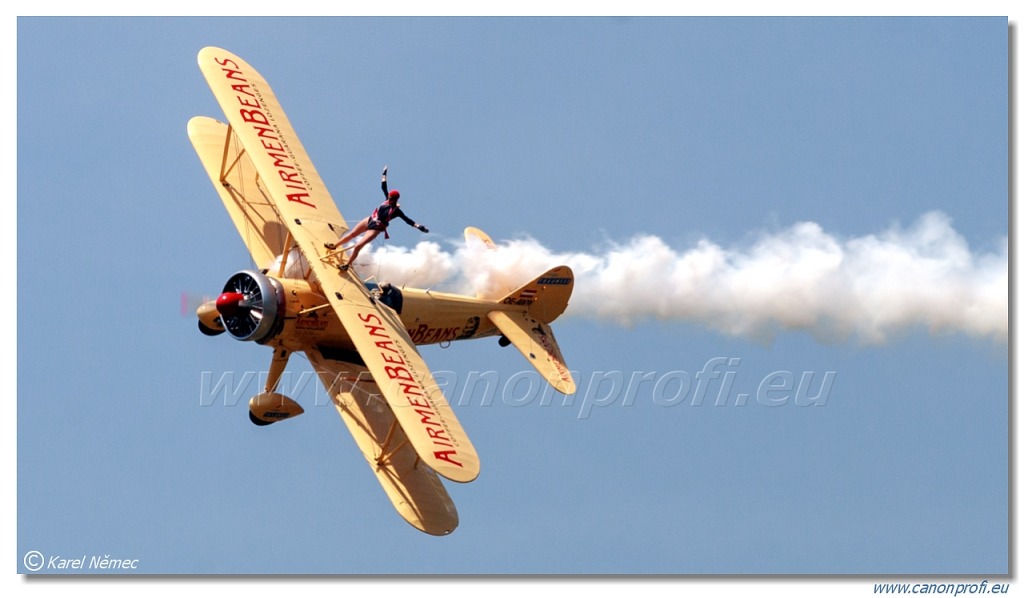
xmin=307 ymin=347 xmax=459 ymax=536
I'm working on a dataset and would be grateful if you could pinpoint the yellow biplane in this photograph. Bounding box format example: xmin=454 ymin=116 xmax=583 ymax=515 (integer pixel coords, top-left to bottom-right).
xmin=188 ymin=47 xmax=576 ymax=535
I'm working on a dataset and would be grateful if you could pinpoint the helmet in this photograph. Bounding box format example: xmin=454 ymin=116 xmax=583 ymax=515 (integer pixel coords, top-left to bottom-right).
xmin=388 ymin=190 xmax=400 ymax=200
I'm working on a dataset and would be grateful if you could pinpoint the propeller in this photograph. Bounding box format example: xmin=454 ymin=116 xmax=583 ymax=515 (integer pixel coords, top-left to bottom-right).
xmin=216 ymin=270 xmax=282 ymax=343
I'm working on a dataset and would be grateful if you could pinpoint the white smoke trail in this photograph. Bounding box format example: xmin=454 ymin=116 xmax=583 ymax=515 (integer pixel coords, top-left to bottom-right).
xmin=361 ymin=211 xmax=1007 ymax=344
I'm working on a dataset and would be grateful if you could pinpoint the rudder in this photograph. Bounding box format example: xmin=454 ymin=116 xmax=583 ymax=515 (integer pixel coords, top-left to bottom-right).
xmin=499 ymin=265 xmax=574 ymax=323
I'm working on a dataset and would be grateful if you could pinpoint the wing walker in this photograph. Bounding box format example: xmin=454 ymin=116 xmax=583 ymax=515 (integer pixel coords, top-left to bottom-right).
xmin=188 ymin=47 xmax=575 ymax=535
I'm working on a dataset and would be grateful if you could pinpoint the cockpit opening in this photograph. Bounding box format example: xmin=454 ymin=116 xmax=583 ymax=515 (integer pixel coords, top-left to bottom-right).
xmin=365 ymin=281 xmax=404 ymax=314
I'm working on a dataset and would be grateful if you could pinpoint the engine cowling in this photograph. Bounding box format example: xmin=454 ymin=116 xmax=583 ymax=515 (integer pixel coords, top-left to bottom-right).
xmin=215 ymin=270 xmax=284 ymax=343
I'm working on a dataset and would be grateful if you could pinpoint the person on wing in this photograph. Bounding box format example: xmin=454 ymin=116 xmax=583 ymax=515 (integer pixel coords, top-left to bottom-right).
xmin=325 ymin=165 xmax=429 ymax=271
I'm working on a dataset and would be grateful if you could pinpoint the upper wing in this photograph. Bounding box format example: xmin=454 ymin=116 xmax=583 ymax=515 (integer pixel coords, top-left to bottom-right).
xmin=323 ymin=287 xmax=481 ymax=483
xmin=307 ymin=348 xmax=459 ymax=535
xmin=198 ymin=47 xmax=479 ymax=483
xmin=197 ymin=47 xmax=349 ymax=248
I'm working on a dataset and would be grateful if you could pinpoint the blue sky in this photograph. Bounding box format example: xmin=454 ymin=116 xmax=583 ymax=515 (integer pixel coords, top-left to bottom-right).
xmin=13 ymin=13 xmax=1011 ymax=593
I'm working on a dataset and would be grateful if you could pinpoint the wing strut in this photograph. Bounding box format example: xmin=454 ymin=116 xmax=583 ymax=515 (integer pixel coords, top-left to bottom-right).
xmin=218 ymin=124 xmax=247 ymax=184
xmin=376 ymin=420 xmax=412 ymax=468
xmin=188 ymin=116 xmax=288 ymax=267
xmin=275 ymin=231 xmax=295 ymax=278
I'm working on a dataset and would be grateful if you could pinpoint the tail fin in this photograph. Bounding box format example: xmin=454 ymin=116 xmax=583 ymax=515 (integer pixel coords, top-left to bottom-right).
xmin=499 ymin=265 xmax=574 ymax=323
xmin=489 ymin=266 xmax=576 ymax=394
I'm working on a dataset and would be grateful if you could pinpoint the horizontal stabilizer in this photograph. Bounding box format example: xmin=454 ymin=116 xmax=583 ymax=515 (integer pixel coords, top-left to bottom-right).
xmin=464 ymin=226 xmax=496 ymax=250
xmin=487 ymin=310 xmax=576 ymax=395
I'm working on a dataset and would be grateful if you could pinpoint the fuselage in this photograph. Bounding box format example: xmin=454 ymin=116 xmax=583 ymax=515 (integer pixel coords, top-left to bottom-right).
xmin=199 ymin=268 xmax=507 ymax=353
xmin=279 ymin=276 xmax=504 ymax=353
